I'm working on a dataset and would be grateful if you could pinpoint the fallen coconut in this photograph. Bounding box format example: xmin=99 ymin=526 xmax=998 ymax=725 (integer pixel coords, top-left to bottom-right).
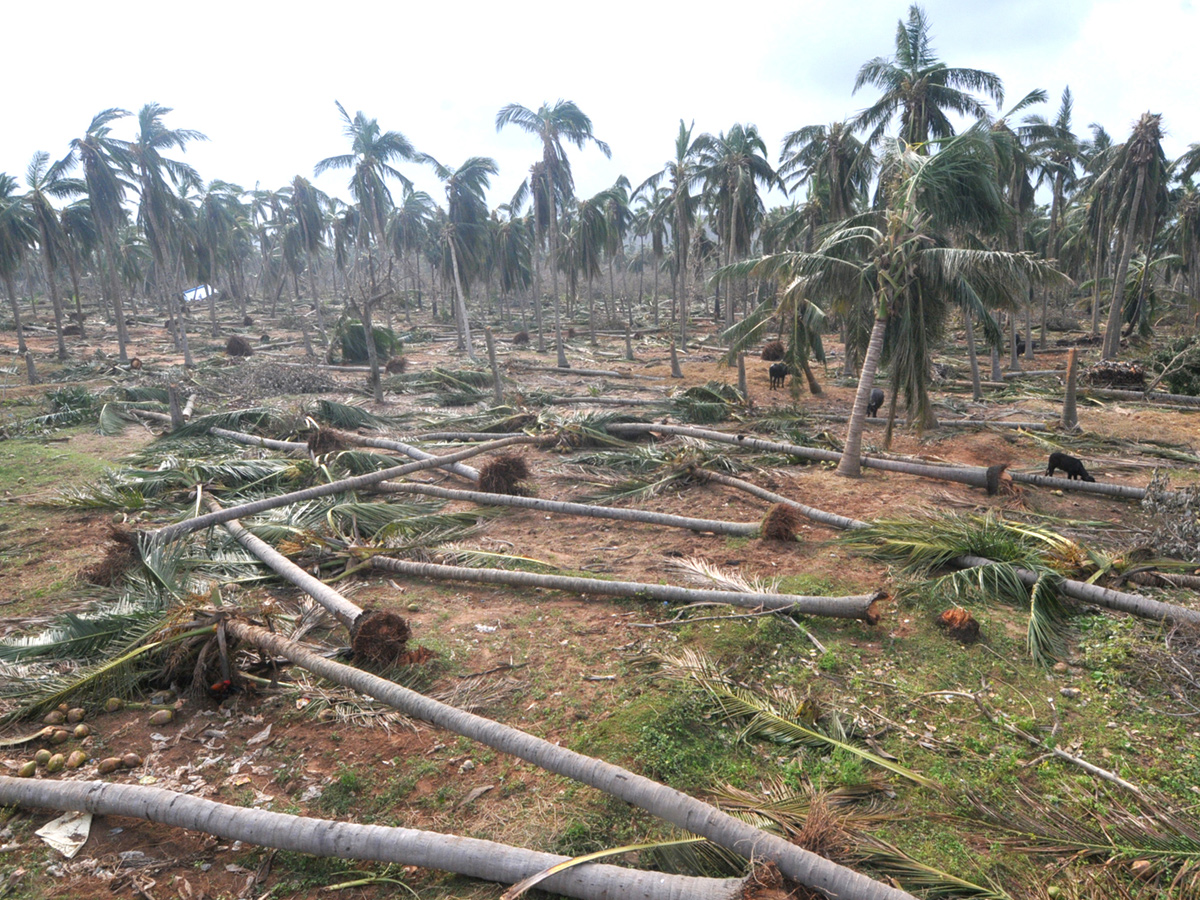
xmin=17 ymin=761 xmax=36 ymax=778
xmin=122 ymin=753 xmax=142 ymax=769
xmin=97 ymin=757 xmax=123 ymax=775
xmin=46 ymin=753 xmax=65 ymax=774
xmin=104 ymin=698 xmax=123 ymax=713
xmin=148 ymin=709 xmax=173 ymax=726
xmin=73 ymin=724 xmax=91 ymax=739
xmin=66 ymin=708 xmax=86 ymax=724
xmin=66 ymin=750 xmax=87 ymax=769
xmin=50 ymin=729 xmax=70 ymax=745
xmin=43 ymin=711 xmax=65 ymax=726
xmin=33 ymin=749 xmax=51 ymax=766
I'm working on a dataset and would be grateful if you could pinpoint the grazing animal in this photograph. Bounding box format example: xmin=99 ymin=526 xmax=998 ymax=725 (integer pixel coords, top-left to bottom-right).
xmin=1046 ymin=451 xmax=1095 ymax=482
xmin=867 ymin=387 xmax=885 ymax=417
xmin=768 ymin=362 xmax=789 ymax=389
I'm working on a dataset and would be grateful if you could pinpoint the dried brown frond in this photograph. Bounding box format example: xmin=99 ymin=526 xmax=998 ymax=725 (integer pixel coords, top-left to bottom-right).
xmin=735 ymin=862 xmax=820 ymax=900
xmin=793 ymin=792 xmax=854 ymax=863
xmin=761 ymin=503 xmax=801 ymax=541
xmin=398 ymin=645 xmax=436 ymax=667
xmin=306 ymin=427 xmax=346 ymax=455
xmin=226 ymin=335 xmax=255 ymax=357
xmin=937 ymin=607 xmax=981 ymax=643
xmin=81 ymin=526 xmax=139 ymax=586
xmin=761 ymin=340 xmax=785 ymax=361
xmin=385 ymin=356 xmax=408 ymax=374
xmin=351 ymin=611 xmax=410 ymax=667
xmin=478 ymin=453 xmax=531 ymax=495
xmin=512 ymin=330 xmax=529 ymax=345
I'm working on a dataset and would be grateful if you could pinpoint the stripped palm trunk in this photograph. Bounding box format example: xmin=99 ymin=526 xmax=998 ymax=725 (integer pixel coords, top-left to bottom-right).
xmin=0 ymin=778 xmax=745 ymax=900
xmin=837 ymin=313 xmax=888 ymax=477
xmin=219 ymin=621 xmax=917 ymax=900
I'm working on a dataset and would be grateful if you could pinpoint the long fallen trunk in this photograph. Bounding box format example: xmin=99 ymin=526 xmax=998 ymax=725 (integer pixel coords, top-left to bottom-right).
xmin=148 ymin=436 xmax=532 ymax=544
xmin=1085 ymin=387 xmax=1200 ymax=407
xmin=609 ymin=423 xmax=1157 ymax=501
xmin=373 ymin=481 xmax=762 ymax=537
xmin=330 ymin=428 xmax=502 ymax=481
xmin=368 ymin=556 xmax=883 ymax=622
xmin=703 ymin=471 xmax=1200 ymax=627
xmin=131 ymin=409 xmax=310 ymax=455
xmin=222 ymin=621 xmax=915 ymax=900
xmin=212 ymin=501 xmax=364 ymax=628
xmin=0 ymin=778 xmax=744 ymax=900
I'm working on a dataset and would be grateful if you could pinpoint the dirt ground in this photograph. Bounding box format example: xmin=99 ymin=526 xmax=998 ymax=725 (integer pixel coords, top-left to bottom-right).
xmin=1 ymin=310 xmax=1197 ymax=900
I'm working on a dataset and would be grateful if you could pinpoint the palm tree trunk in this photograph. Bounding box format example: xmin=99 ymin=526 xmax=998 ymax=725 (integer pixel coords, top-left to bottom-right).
xmin=219 ymin=621 xmax=919 ymax=900
xmin=373 ymin=481 xmax=760 ymax=537
xmin=1103 ymin=166 xmax=1146 ymax=359
xmin=370 ymin=556 xmax=881 ymax=620
xmin=99 ymin=225 xmax=130 ymax=364
xmin=3 ymin=273 xmax=29 ymax=357
xmin=448 ymin=239 xmax=477 ymax=361
xmin=37 ymin=240 xmax=68 ymax=360
xmin=360 ymin=298 xmax=384 ymax=403
xmin=148 ymin=435 xmax=531 ymax=544
xmin=549 ymin=222 xmax=569 ymax=368
xmin=532 ymin=247 xmax=545 ymax=351
xmin=963 ymin=306 xmax=982 ymax=401
xmin=307 ymin=251 xmax=326 ymax=343
xmin=0 ymin=778 xmax=747 ymax=900
xmin=64 ymin=251 xmax=86 ymax=339
xmin=836 ymin=312 xmax=888 ymax=477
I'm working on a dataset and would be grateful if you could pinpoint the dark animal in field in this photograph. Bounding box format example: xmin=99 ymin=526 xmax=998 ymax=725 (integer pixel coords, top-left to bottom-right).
xmin=1015 ymin=339 xmax=1040 ymax=356
xmin=1046 ymin=451 xmax=1095 ymax=482
xmin=768 ymin=362 xmax=789 ymax=389
xmin=867 ymin=387 xmax=885 ymax=417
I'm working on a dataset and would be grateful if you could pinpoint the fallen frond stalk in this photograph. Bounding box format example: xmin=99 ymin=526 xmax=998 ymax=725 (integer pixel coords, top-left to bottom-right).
xmin=367 ymin=556 xmax=883 ymax=622
xmin=373 ymin=481 xmax=762 ymax=537
xmin=221 ymin=620 xmax=915 ymax=900
xmin=0 ymin=778 xmax=746 ymax=900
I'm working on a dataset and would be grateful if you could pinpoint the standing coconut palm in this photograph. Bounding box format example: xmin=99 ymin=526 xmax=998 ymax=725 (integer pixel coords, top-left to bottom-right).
xmin=67 ymin=108 xmax=135 ymax=363
xmin=496 ymin=100 xmax=611 ymax=367
xmin=1099 ymin=112 xmax=1169 ymax=359
xmin=779 ymin=120 xmax=874 ymax=224
xmin=23 ymin=151 xmax=84 ymax=359
xmin=316 ymin=102 xmax=417 ymax=400
xmin=742 ymin=127 xmax=1067 ymax=477
xmin=601 ymin=175 xmax=632 ymax=324
xmin=853 ymin=3 xmax=1003 ymax=148
xmin=126 ymin=103 xmax=207 ymax=367
xmin=697 ymin=123 xmax=781 ymax=328
xmin=422 ymin=155 xmax=499 ymax=361
xmin=388 ymin=189 xmax=435 ymax=319
xmin=288 ymin=175 xmax=329 ymax=338
xmin=490 ymin=204 xmax=532 ymax=329
xmin=0 ymin=173 xmax=39 ymax=381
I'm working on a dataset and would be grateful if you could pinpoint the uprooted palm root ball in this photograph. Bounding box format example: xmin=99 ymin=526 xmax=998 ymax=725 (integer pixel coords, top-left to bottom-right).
xmin=937 ymin=607 xmax=980 ymax=643
xmin=761 ymin=340 xmax=785 ymax=361
xmin=351 ymin=611 xmax=411 ymax=666
xmin=478 ymin=453 xmax=531 ymax=495
xmin=760 ymin=503 xmax=801 ymax=541
xmin=385 ymin=356 xmax=408 ymax=374
xmin=306 ymin=427 xmax=346 ymax=455
xmin=226 ymin=335 xmax=255 ymax=357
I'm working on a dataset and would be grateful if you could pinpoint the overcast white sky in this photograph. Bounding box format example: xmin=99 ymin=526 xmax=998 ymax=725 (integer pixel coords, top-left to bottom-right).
xmin=4 ymin=0 xmax=1197 ymax=211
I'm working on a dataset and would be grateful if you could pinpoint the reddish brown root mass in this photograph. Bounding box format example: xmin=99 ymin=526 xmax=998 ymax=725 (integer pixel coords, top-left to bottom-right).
xmin=761 ymin=340 xmax=785 ymax=361
xmin=760 ymin=503 xmax=801 ymax=541
xmin=351 ymin=611 xmax=411 ymax=666
xmin=385 ymin=356 xmax=408 ymax=374
xmin=735 ymin=862 xmax=824 ymax=900
xmin=512 ymin=330 xmax=529 ymax=345
xmin=81 ymin=526 xmax=139 ymax=586
xmin=226 ymin=335 xmax=254 ymax=357
xmin=307 ymin=427 xmax=346 ymax=455
xmin=937 ymin=607 xmax=981 ymax=643
xmin=478 ymin=453 xmax=530 ymax=495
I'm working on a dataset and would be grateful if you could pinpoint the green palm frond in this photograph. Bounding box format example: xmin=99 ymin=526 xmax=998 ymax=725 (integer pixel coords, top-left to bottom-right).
xmin=0 ymin=605 xmax=166 ymax=663
xmin=671 ymin=382 xmax=743 ymax=424
xmin=658 ymin=649 xmax=936 ymax=787
xmin=171 ymin=407 xmax=280 ymax=438
xmin=310 ymin=399 xmax=400 ymax=430
xmin=1027 ymin=573 xmax=1072 ymax=666
xmin=853 ymin=836 xmax=1014 ymax=900
xmin=119 ymin=385 xmax=171 ymax=403
xmin=330 ymin=449 xmax=409 ymax=475
xmin=52 ymin=474 xmax=148 ymax=510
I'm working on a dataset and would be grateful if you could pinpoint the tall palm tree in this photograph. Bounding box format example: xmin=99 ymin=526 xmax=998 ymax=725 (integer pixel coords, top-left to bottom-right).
xmin=569 ymin=187 xmax=614 ymax=342
xmin=601 ymin=175 xmax=632 ymax=324
xmin=315 ymin=102 xmax=416 ymax=399
xmin=698 ymin=123 xmax=781 ymax=328
xmin=853 ymin=3 xmax=1003 ymax=149
xmin=388 ymin=189 xmax=435 ymax=318
xmin=636 ymin=120 xmax=710 ymax=345
xmin=490 ymin=204 xmax=532 ymax=329
xmin=778 ymin=120 xmax=874 ymax=224
xmin=288 ymin=175 xmax=328 ymax=338
xmin=1098 ymin=112 xmax=1169 ymax=359
xmin=67 ymin=108 xmax=135 ymax=363
xmin=127 ymin=103 xmax=206 ymax=367
xmin=0 ymin=172 xmax=38 ymax=381
xmin=423 ymin=155 xmax=499 ymax=361
xmin=741 ymin=127 xmax=1066 ymax=477
xmin=24 ymin=151 xmax=84 ymax=359
xmin=496 ymin=100 xmax=610 ymax=367
xmin=59 ymin=199 xmax=99 ymax=336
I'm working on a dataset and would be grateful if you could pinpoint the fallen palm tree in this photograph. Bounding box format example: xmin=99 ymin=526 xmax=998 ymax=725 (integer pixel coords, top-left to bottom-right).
xmin=699 ymin=470 xmax=1200 ymax=628
xmin=216 ymin=620 xmax=914 ymax=900
xmin=148 ymin=435 xmax=534 ymax=544
xmin=367 ymin=557 xmax=883 ymax=622
xmin=0 ymin=778 xmax=747 ymax=900
xmin=130 ymin=408 xmax=311 ymax=455
xmin=325 ymin=427 xmax=507 ymax=482
xmin=607 ymin=422 xmax=1155 ymax=500
xmin=373 ymin=481 xmax=763 ymax=537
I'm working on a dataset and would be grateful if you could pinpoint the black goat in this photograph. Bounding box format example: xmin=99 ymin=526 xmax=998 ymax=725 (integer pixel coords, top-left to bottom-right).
xmin=1046 ymin=451 xmax=1095 ymax=482
xmin=768 ymin=362 xmax=789 ymax=390
xmin=867 ymin=387 xmax=885 ymax=417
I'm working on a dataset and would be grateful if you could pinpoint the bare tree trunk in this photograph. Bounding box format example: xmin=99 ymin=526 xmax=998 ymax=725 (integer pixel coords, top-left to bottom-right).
xmin=448 ymin=239 xmax=477 ymax=362
xmin=37 ymin=242 xmax=68 ymax=360
xmin=963 ymin=306 xmax=982 ymax=401
xmin=0 ymin=778 xmax=747 ymax=900
xmin=1061 ymin=347 xmax=1079 ymax=431
xmin=1103 ymin=165 xmax=1146 ymax=359
xmin=836 ymin=312 xmax=887 ymax=477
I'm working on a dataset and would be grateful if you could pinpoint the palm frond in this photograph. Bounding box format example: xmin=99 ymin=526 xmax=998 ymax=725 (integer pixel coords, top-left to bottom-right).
xmin=310 ymin=399 xmax=399 ymax=431
xmin=668 ymin=557 xmax=781 ymax=594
